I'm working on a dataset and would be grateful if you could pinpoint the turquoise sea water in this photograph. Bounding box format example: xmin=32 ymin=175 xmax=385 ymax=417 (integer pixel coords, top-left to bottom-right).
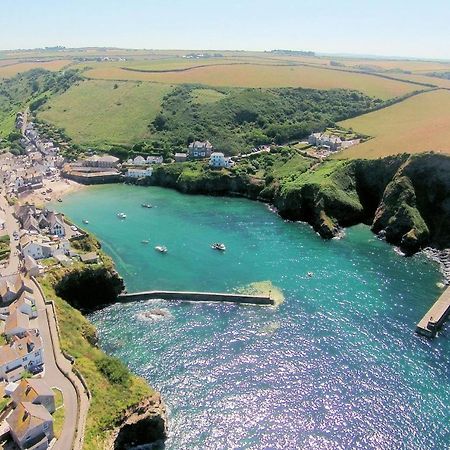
xmin=59 ymin=185 xmax=449 ymax=450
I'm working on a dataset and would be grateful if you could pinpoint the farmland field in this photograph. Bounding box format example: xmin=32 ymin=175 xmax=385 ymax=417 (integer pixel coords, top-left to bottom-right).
xmin=387 ymin=72 xmax=450 ymax=89
xmin=84 ymin=63 xmax=423 ymax=99
xmin=338 ymin=89 xmax=450 ymax=158
xmin=38 ymin=79 xmax=173 ymax=147
xmin=0 ymin=60 xmax=73 ymax=78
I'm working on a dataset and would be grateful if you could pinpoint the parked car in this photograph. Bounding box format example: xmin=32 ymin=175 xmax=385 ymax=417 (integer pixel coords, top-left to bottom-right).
xmin=29 ymin=364 xmax=44 ymax=375
xmin=70 ymin=225 xmax=78 ymax=232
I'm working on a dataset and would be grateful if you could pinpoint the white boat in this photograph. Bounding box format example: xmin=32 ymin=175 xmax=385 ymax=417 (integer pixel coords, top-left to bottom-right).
xmin=117 ymin=212 xmax=127 ymax=219
xmin=141 ymin=240 xmax=150 ymax=244
xmin=155 ymin=245 xmax=168 ymax=253
xmin=82 ymin=219 xmax=89 ymax=224
xmin=141 ymin=203 xmax=153 ymax=208
xmin=211 ymin=243 xmax=226 ymax=251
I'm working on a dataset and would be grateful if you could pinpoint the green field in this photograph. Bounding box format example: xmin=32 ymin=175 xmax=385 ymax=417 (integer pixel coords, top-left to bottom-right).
xmin=39 ymin=79 xmax=173 ymax=147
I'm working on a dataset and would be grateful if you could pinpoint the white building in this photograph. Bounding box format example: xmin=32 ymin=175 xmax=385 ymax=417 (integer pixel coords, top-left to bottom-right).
xmin=126 ymin=167 xmax=153 ymax=178
xmin=7 ymin=401 xmax=54 ymax=450
xmin=209 ymin=152 xmax=234 ymax=168
xmin=0 ymin=330 xmax=43 ymax=382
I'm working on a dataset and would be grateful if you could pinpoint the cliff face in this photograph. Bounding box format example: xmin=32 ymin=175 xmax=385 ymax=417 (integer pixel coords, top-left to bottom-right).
xmin=145 ymin=164 xmax=265 ymax=198
xmin=372 ymin=153 xmax=450 ymax=253
xmin=146 ymin=153 xmax=450 ymax=254
xmin=107 ymin=393 xmax=167 ymax=450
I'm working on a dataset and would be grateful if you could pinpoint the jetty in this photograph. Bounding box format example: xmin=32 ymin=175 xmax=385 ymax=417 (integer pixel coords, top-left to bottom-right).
xmin=416 ymin=287 xmax=450 ymax=337
xmin=118 ymin=290 xmax=274 ymax=306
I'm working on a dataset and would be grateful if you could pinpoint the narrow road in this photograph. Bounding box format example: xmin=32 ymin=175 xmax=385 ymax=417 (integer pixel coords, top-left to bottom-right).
xmin=0 ymin=194 xmax=20 ymax=276
xmin=0 ymin=193 xmax=89 ymax=449
xmin=33 ymin=279 xmax=79 ymax=450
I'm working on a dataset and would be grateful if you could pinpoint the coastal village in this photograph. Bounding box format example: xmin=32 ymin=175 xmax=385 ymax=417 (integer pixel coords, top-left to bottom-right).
xmin=0 ymin=106 xmax=448 ymax=450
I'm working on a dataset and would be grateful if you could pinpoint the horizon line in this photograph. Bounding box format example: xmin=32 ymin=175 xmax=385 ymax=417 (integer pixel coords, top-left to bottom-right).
xmin=1 ymin=46 xmax=449 ymax=63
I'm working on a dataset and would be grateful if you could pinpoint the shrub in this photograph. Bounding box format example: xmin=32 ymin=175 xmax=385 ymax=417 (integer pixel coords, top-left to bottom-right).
xmin=95 ymin=355 xmax=131 ymax=386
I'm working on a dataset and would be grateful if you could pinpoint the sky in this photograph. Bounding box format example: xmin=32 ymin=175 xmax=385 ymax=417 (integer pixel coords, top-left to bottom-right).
xmin=1 ymin=0 xmax=449 ymax=60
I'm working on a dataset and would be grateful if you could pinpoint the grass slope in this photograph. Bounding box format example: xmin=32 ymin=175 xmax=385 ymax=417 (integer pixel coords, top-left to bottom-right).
xmin=338 ymin=89 xmax=450 ymax=158
xmin=84 ymin=64 xmax=421 ymax=99
xmin=39 ymin=79 xmax=173 ymax=147
xmin=40 ymin=277 xmax=154 ymax=450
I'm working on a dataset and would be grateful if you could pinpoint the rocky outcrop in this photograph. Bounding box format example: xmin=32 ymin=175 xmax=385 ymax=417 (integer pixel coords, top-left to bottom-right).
xmin=53 ymin=266 xmax=125 ymax=312
xmin=107 ymin=393 xmax=168 ymax=450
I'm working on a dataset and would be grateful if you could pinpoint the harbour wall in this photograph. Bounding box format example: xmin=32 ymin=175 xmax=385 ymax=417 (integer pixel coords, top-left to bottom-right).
xmin=117 ymin=290 xmax=274 ymax=306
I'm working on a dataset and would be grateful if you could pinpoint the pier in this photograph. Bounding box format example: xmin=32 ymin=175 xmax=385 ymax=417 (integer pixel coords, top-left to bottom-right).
xmin=416 ymin=287 xmax=450 ymax=337
xmin=117 ymin=290 xmax=274 ymax=306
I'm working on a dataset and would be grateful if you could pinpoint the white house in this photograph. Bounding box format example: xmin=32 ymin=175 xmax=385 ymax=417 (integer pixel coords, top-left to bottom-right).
xmin=209 ymin=152 xmax=234 ymax=168
xmin=132 ymin=155 xmax=146 ymax=165
xmin=48 ymin=212 xmax=65 ymax=237
xmin=0 ymin=330 xmax=43 ymax=382
xmin=126 ymin=167 xmax=153 ymax=178
xmin=146 ymin=155 xmax=163 ymax=164
xmin=21 ymin=239 xmax=53 ymax=260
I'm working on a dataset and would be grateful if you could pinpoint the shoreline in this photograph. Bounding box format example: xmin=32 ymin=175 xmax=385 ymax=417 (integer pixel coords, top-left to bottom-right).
xmin=59 ymin=179 xmax=450 ymax=287
xmin=18 ymin=176 xmax=86 ymax=206
xmin=422 ymin=247 xmax=450 ymax=285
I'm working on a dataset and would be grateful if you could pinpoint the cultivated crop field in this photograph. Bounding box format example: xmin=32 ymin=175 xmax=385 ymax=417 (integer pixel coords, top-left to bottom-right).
xmin=338 ymin=89 xmax=450 ymax=158
xmin=38 ymin=79 xmax=173 ymax=147
xmin=0 ymin=60 xmax=72 ymax=78
xmin=84 ymin=63 xmax=422 ymax=99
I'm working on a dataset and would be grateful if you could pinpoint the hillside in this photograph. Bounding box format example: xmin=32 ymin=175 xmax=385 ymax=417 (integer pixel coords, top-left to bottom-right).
xmin=36 ymin=81 xmax=381 ymax=154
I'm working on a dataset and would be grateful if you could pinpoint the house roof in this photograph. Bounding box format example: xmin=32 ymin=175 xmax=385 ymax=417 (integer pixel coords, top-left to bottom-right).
xmin=23 ymin=215 xmax=39 ymax=232
xmin=80 ymin=252 xmax=98 ymax=263
xmin=188 ymin=140 xmax=213 ymax=149
xmin=210 ymin=152 xmax=224 ymax=157
xmin=24 ymin=255 xmax=39 ymax=272
xmin=98 ymin=155 xmax=119 ymax=163
xmin=7 ymin=402 xmax=52 ymax=441
xmin=9 ymin=291 xmax=35 ymax=315
xmin=12 ymin=379 xmax=53 ymax=405
xmin=5 ymin=309 xmax=30 ymax=334
xmin=0 ymin=274 xmax=25 ymax=300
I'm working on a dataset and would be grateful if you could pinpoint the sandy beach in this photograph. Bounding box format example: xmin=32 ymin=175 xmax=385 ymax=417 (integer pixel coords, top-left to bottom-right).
xmin=18 ymin=177 xmax=86 ymax=206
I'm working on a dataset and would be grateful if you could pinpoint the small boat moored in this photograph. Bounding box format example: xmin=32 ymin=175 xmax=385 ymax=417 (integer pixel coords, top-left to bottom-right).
xmin=155 ymin=245 xmax=168 ymax=253
xmin=141 ymin=240 xmax=150 ymax=244
xmin=141 ymin=203 xmax=153 ymax=208
xmin=211 ymin=243 xmax=226 ymax=251
xmin=117 ymin=212 xmax=127 ymax=219
xmin=82 ymin=219 xmax=89 ymax=225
